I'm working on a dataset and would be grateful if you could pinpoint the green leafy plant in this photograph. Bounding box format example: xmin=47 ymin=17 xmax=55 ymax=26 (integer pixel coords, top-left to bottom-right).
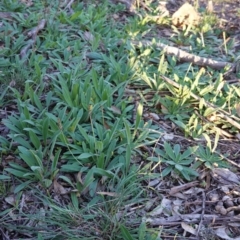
xmin=194 ymin=133 xmax=228 ymax=169
xmin=148 ymin=142 xmax=198 ymax=180
xmin=195 ymin=145 xmax=228 ymax=169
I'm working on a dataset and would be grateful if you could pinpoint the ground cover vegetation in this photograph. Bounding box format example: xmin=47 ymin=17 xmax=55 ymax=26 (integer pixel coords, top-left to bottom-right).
xmin=0 ymin=0 xmax=240 ymax=239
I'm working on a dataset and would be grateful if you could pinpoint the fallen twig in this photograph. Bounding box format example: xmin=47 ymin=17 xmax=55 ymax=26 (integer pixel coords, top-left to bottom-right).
xmin=197 ymin=191 xmax=206 ymax=237
xmin=169 ymin=181 xmax=199 ymax=195
xmin=20 ymin=19 xmax=46 ymax=59
xmin=131 ymin=40 xmax=234 ymax=70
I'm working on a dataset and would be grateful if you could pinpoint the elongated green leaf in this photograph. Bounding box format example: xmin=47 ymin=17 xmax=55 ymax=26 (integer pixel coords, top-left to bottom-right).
xmin=52 ymin=149 xmax=61 ymax=171
xmin=5 ymin=168 xmax=28 ymax=178
xmin=0 ymin=175 xmax=10 ymax=180
xmin=59 ymin=175 xmax=75 ymax=188
xmin=94 ymin=168 xmax=114 ymax=178
xmin=179 ymin=148 xmax=192 ymax=161
xmin=161 ymin=166 xmax=172 ymax=177
xmin=138 ymin=222 xmax=147 ymax=240
xmin=78 ymin=153 xmax=94 ymax=159
xmin=124 ymin=119 xmax=132 ymax=144
xmin=42 ymin=117 xmax=49 ymax=145
xmin=120 ymin=225 xmax=134 ymax=240
xmin=18 ymin=146 xmax=38 ymax=167
xmin=33 ymin=94 xmax=43 ymax=111
xmin=71 ymin=192 xmax=79 ymax=209
xmin=29 ymin=130 xmax=41 ymax=149
xmin=173 ymin=144 xmax=180 ymax=158
xmin=163 ymin=142 xmax=175 ymax=160
xmin=125 ymin=144 xmax=131 ymax=172
xmin=14 ymin=180 xmax=33 ymax=193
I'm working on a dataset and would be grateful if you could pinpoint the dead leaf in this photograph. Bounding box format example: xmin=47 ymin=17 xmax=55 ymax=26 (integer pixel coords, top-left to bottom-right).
xmin=215 ymin=227 xmax=240 ymax=240
xmin=109 ymin=106 xmax=121 ymax=115
xmin=172 ymin=199 xmax=183 ymax=214
xmin=149 ymin=198 xmax=172 ymax=216
xmin=212 ymin=168 xmax=240 ymax=184
xmin=181 ymin=222 xmax=197 ymax=235
xmin=162 ymin=133 xmax=174 ymax=141
xmin=54 ymin=179 xmax=67 ymax=195
xmin=148 ymin=179 xmax=160 ymax=187
xmin=5 ymin=195 xmax=16 ymax=206
xmin=149 ymin=112 xmax=160 ymax=121
xmin=145 ymin=197 xmax=158 ymax=211
xmin=83 ymin=31 xmax=94 ymax=42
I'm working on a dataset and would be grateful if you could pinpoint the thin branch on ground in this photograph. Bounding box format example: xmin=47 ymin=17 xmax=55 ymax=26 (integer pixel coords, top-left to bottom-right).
xmin=131 ymin=40 xmax=234 ymax=70
xmin=197 ymin=191 xmax=206 ymax=236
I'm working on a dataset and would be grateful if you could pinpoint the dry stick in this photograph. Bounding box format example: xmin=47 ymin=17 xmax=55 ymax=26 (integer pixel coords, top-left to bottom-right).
xmin=197 ymin=191 xmax=206 ymax=237
xmin=131 ymin=40 xmax=234 ymax=70
xmin=169 ymin=181 xmax=199 ymax=195
xmin=160 ymin=74 xmax=240 ymax=130
xmin=20 ymin=19 xmax=46 ymax=59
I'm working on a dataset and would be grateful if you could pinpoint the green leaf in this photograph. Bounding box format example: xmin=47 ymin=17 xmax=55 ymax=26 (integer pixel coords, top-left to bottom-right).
xmin=138 ymin=222 xmax=147 ymax=240
xmin=61 ymin=163 xmax=82 ymax=172
xmin=163 ymin=142 xmax=175 ymax=160
xmin=78 ymin=125 xmax=90 ymax=142
xmin=161 ymin=166 xmax=172 ymax=177
xmin=125 ymin=144 xmax=131 ymax=172
xmin=183 ymin=167 xmax=199 ymax=177
xmin=52 ymin=149 xmax=61 ymax=172
xmin=179 ymin=148 xmax=193 ymax=161
xmin=120 ymin=225 xmax=134 ymax=240
xmin=124 ymin=119 xmax=132 ymax=144
xmin=14 ymin=180 xmax=33 ymax=193
xmin=0 ymin=175 xmax=10 ymax=180
xmin=78 ymin=153 xmax=95 ymax=159
xmin=179 ymin=159 xmax=194 ymax=165
xmin=5 ymin=168 xmax=28 ymax=178
xmin=71 ymin=192 xmax=79 ymax=209
xmin=18 ymin=146 xmax=38 ymax=167
xmin=181 ymin=170 xmax=190 ymax=181
xmin=42 ymin=117 xmax=49 ymax=145
xmin=173 ymin=144 xmax=180 ymax=158
xmin=175 ymin=164 xmax=183 ymax=171
xmin=59 ymin=175 xmax=75 ymax=188
xmin=43 ymin=179 xmax=52 ymax=188
xmin=96 ymin=152 xmax=105 ymax=169
xmin=29 ymin=130 xmax=41 ymax=149
xmin=93 ymin=168 xmax=114 ymax=178
xmin=33 ymin=94 xmax=43 ymax=110
xmin=147 ymin=156 xmax=161 ymax=162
